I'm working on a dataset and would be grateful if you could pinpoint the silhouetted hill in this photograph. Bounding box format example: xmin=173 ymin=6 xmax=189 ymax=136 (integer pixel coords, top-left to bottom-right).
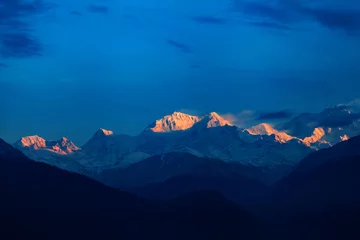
xmin=0 ymin=139 xmax=269 ymax=240
xmin=292 ymin=134 xmax=360 ymax=173
xmin=267 ymin=137 xmax=360 ymax=238
xmin=130 ymin=171 xmax=270 ymax=205
xmin=96 ymin=152 xmax=270 ymax=204
xmin=275 ymin=155 xmax=360 ymax=208
xmin=274 ymin=136 xmax=360 ymax=209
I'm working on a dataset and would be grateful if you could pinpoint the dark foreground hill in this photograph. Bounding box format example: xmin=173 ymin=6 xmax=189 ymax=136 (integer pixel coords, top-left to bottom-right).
xmin=2 ymin=137 xmax=360 ymax=240
xmin=0 ymin=139 xmax=269 ymax=240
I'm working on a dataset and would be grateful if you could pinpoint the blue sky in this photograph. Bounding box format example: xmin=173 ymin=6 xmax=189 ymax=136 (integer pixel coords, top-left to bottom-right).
xmin=1 ymin=0 xmax=360 ymax=145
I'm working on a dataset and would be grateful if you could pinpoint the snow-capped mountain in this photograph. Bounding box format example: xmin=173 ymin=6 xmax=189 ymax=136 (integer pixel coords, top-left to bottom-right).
xmin=146 ymin=112 xmax=201 ymax=132
xmin=81 ymin=128 xmax=149 ymax=169
xmin=13 ymin=135 xmax=85 ymax=173
xmin=12 ymin=100 xmax=360 ymax=179
xmin=277 ymin=102 xmax=360 ymax=147
xmin=199 ymin=112 xmax=233 ymax=128
xmin=145 ymin=111 xmax=232 ymax=133
xmin=14 ymin=136 xmax=80 ymax=154
xmin=12 ymin=111 xmax=312 ymax=172
xmin=245 ymin=123 xmax=293 ymax=143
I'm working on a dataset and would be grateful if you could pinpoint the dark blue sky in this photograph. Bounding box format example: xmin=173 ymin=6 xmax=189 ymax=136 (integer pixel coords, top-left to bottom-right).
xmin=1 ymin=0 xmax=360 ymax=145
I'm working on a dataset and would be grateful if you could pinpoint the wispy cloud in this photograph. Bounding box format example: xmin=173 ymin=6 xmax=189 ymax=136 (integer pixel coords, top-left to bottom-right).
xmin=192 ymin=16 xmax=227 ymax=25
xmin=0 ymin=0 xmax=55 ymax=58
xmin=232 ymin=0 xmax=360 ymax=34
xmin=88 ymin=5 xmax=109 ymax=14
xmin=222 ymin=110 xmax=256 ymax=127
xmin=257 ymin=110 xmax=293 ymax=120
xmin=236 ymin=1 xmax=296 ymax=24
xmin=177 ymin=108 xmax=202 ymax=116
xmin=167 ymin=40 xmax=193 ymax=53
xmin=0 ymin=63 xmax=8 ymax=68
xmin=1 ymin=33 xmax=43 ymax=58
xmin=70 ymin=11 xmax=82 ymax=17
xmin=248 ymin=21 xmax=292 ymax=30
xmin=304 ymin=8 xmax=360 ymax=32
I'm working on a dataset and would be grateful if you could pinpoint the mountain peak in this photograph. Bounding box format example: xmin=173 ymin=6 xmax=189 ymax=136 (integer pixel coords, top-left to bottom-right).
xmin=47 ymin=137 xmax=81 ymax=154
xmin=95 ymin=128 xmax=114 ymax=137
xmin=14 ymin=135 xmax=80 ymax=155
xmin=205 ymin=112 xmax=232 ymax=128
xmin=172 ymin=111 xmax=188 ymax=116
xmin=301 ymin=127 xmax=330 ymax=147
xmin=148 ymin=112 xmax=200 ymax=133
xmin=209 ymin=112 xmax=220 ymax=118
xmin=16 ymin=135 xmax=47 ymax=150
xmin=246 ymin=123 xmax=293 ymax=143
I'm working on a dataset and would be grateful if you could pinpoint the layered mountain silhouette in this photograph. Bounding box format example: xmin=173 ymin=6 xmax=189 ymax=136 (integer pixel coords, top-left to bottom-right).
xmin=13 ymin=112 xmax=312 ymax=171
xmin=11 ymin=102 xmax=360 ymax=192
xmin=3 ymin=100 xmax=360 ymax=240
xmin=0 ymin=138 xmax=271 ymax=240
xmin=3 ymin=128 xmax=360 ymax=239
xmin=93 ymin=152 xmax=270 ymax=204
xmin=265 ymin=135 xmax=360 ymax=239
xmin=274 ymin=135 xmax=360 ymax=209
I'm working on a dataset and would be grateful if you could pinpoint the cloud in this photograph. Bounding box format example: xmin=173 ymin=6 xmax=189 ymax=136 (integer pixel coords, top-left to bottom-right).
xmin=177 ymin=108 xmax=202 ymax=116
xmin=337 ymin=99 xmax=360 ymax=115
xmin=320 ymin=113 xmax=360 ymax=128
xmin=235 ymin=1 xmax=296 ymax=23
xmin=70 ymin=11 xmax=82 ymax=16
xmin=0 ymin=0 xmax=55 ymax=58
xmin=191 ymin=16 xmax=227 ymax=25
xmin=88 ymin=5 xmax=109 ymax=14
xmin=0 ymin=33 xmax=43 ymax=58
xmin=167 ymin=40 xmax=193 ymax=53
xmin=232 ymin=0 xmax=360 ymax=33
xmin=257 ymin=110 xmax=293 ymax=120
xmin=248 ymin=21 xmax=292 ymax=30
xmin=222 ymin=110 xmax=256 ymax=127
xmin=303 ymin=8 xmax=360 ymax=32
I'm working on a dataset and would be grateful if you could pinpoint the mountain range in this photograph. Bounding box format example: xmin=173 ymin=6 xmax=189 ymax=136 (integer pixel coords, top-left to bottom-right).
xmin=1 ymin=132 xmax=360 ymax=239
xmin=2 ymin=100 xmax=360 ymax=239
xmin=0 ymin=138 xmax=270 ymax=240
xmin=11 ymin=101 xmax=360 ymax=186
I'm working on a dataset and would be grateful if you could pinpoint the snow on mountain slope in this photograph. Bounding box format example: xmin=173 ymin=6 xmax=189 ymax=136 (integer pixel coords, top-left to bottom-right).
xmin=47 ymin=137 xmax=81 ymax=154
xmin=145 ymin=111 xmax=232 ymax=133
xmin=15 ymin=135 xmax=47 ymax=150
xmin=278 ymin=103 xmax=360 ymax=146
xmin=116 ymin=151 xmax=151 ymax=168
xmin=301 ymin=127 xmax=331 ymax=148
xmin=13 ymin=135 xmax=86 ymax=173
xmin=245 ymin=123 xmax=293 ymax=143
xmin=14 ymin=136 xmax=81 ymax=154
xmin=143 ymin=124 xmax=312 ymax=168
xmin=146 ymin=112 xmax=201 ymax=132
xmin=16 ymin=101 xmax=360 ymax=172
xmin=202 ymin=112 xmax=233 ymax=128
xmin=81 ymin=128 xmax=145 ymax=168
xmin=243 ymin=123 xmax=332 ymax=150
xmin=14 ymin=111 xmax=314 ymax=172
